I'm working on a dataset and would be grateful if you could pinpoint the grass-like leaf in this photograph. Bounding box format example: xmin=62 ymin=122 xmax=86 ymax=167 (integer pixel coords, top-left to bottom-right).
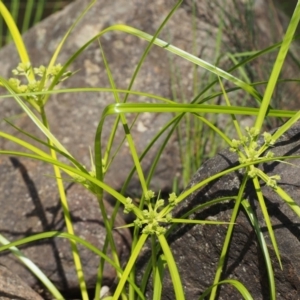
xmin=0 ymin=230 xmax=144 ymax=298
xmin=209 ymin=174 xmax=248 ymax=299
xmin=158 ymin=234 xmax=185 ymax=300
xmin=255 ymin=2 xmax=300 ymax=131
xmin=252 ymin=175 xmax=282 ymax=269
xmin=0 ymin=233 xmax=64 ymax=300
xmin=241 ymin=200 xmax=275 ymax=300
xmin=113 ymin=234 xmax=148 ymax=300
xmin=200 ymin=279 xmax=254 ymax=300
xmin=152 ymin=254 xmax=166 ymax=300
xmin=0 ymin=2 xmax=34 ymax=80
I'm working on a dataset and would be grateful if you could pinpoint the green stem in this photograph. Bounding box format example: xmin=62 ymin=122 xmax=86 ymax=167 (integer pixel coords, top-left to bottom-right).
xmin=40 ymin=107 xmax=88 ymax=300
xmin=151 ymin=235 xmax=157 ymax=292
xmin=209 ymin=173 xmax=248 ymax=299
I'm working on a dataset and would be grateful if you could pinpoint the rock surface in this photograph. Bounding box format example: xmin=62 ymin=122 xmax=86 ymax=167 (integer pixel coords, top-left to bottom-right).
xmin=0 ymin=156 xmax=131 ymax=297
xmin=0 ymin=264 xmax=43 ymax=300
xmin=0 ymin=0 xmax=299 ymax=298
xmin=0 ymin=0 xmax=299 ymax=193
xmin=137 ymin=122 xmax=300 ymax=299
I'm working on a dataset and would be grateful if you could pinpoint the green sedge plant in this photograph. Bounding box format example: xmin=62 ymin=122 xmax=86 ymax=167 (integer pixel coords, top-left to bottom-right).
xmin=0 ymin=0 xmax=300 ymax=299
xmin=0 ymin=0 xmax=73 ymax=47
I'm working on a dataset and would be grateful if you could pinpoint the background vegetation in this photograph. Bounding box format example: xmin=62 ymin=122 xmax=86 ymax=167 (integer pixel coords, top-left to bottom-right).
xmin=0 ymin=0 xmax=74 ymax=46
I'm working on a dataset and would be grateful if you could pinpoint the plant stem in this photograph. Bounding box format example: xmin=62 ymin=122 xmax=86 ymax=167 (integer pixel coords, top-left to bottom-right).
xmin=40 ymin=107 xmax=88 ymax=300
xmin=209 ymin=173 xmax=248 ymax=299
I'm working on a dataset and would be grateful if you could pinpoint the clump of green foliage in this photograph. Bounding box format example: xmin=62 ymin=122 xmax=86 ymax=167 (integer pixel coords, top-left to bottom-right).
xmin=0 ymin=0 xmax=300 ymax=299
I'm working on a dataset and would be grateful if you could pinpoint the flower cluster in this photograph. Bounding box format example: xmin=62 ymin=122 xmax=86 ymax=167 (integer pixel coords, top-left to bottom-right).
xmin=124 ymin=190 xmax=178 ymax=236
xmin=229 ymin=126 xmax=275 ymax=164
xmin=8 ymin=62 xmax=73 ymax=105
xmin=230 ymin=127 xmax=280 ymax=188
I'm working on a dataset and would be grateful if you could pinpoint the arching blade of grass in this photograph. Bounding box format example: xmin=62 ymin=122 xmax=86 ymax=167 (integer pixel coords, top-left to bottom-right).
xmin=44 ymin=0 xmax=96 ymax=105
xmin=0 ymin=233 xmax=64 ymax=300
xmin=46 ymin=24 xmax=262 ymax=107
xmin=0 ymin=231 xmax=144 ymax=299
xmin=0 ymin=1 xmax=34 ymax=81
xmin=102 ymin=102 xmax=296 ymax=118
xmin=200 ymin=279 xmax=253 ymax=300
xmin=0 ymin=81 xmax=298 ymax=115
xmin=106 ymin=25 xmax=261 ymax=101
xmin=0 ymin=32 xmax=294 ymax=105
xmin=0 ymin=149 xmax=143 ymax=219
xmin=0 ymin=129 xmax=86 ymax=180
xmin=122 ymin=0 xmax=182 ymax=105
xmin=0 ymin=77 xmax=72 ymax=156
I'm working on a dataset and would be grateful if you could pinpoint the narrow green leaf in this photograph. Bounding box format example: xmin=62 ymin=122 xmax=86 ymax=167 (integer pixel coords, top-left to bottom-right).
xmin=252 ymin=176 xmax=282 ymax=269
xmin=0 ymin=234 xmax=64 ymax=300
xmin=255 ymin=2 xmax=300 ymax=131
xmin=0 ymin=78 xmax=72 ymax=157
xmin=152 ymin=255 xmax=167 ymax=300
xmin=0 ymin=149 xmax=143 ymax=219
xmin=171 ymin=219 xmax=232 ymax=225
xmin=22 ymin=0 xmax=34 ymax=33
xmin=241 ymin=200 xmax=275 ymax=300
xmin=209 ymin=174 xmax=248 ymax=299
xmin=275 ymin=186 xmax=300 ymax=217
xmin=0 ymin=231 xmax=144 ymax=298
xmin=158 ymin=234 xmax=185 ymax=300
xmin=113 ymin=234 xmax=148 ymax=300
xmin=0 ymin=2 xmax=34 ymax=80
xmin=200 ymin=279 xmax=254 ymax=300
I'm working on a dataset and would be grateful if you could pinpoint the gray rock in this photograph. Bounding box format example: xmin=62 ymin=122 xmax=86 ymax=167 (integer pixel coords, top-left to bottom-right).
xmin=137 ymin=122 xmax=300 ymax=299
xmin=0 ymin=264 xmax=43 ymax=300
xmin=0 ymin=0 xmax=299 ymax=193
xmin=0 ymin=156 xmax=131 ymax=296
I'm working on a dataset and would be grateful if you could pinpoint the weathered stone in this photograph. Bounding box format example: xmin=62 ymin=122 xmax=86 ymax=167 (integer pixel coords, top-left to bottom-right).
xmin=137 ymin=122 xmax=300 ymax=299
xmin=0 ymin=156 xmax=131 ymax=297
xmin=0 ymin=264 xmax=43 ymax=300
xmin=0 ymin=0 xmax=299 ymax=193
